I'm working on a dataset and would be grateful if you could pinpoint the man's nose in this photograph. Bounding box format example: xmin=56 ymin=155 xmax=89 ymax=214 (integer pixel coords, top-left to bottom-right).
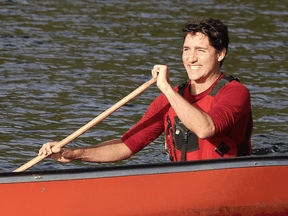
xmin=188 ymin=50 xmax=197 ymax=63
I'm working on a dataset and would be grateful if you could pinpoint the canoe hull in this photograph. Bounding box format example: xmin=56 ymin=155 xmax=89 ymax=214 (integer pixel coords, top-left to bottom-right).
xmin=1 ymin=156 xmax=288 ymax=216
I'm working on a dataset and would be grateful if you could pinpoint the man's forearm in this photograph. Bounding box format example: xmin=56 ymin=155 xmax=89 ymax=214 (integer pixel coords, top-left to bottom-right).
xmin=163 ymin=86 xmax=215 ymax=139
xmin=65 ymin=139 xmax=133 ymax=163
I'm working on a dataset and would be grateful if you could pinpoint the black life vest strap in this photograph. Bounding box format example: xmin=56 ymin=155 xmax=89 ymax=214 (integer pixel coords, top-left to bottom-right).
xmin=209 ymin=75 xmax=240 ymax=97
xmin=237 ymin=112 xmax=253 ymax=156
xmin=166 ymin=117 xmax=178 ymax=161
xmin=177 ymin=79 xmax=190 ymax=96
xmin=177 ymin=75 xmax=239 ymax=97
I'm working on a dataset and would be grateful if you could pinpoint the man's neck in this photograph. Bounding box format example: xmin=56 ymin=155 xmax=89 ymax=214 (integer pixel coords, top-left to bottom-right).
xmin=190 ymin=71 xmax=221 ymax=95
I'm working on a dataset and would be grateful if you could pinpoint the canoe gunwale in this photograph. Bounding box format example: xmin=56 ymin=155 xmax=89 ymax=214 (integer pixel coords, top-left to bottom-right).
xmin=1 ymin=155 xmax=288 ymax=184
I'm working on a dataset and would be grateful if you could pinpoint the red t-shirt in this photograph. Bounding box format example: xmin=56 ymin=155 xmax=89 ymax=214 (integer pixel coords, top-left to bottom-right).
xmin=121 ymin=74 xmax=252 ymax=155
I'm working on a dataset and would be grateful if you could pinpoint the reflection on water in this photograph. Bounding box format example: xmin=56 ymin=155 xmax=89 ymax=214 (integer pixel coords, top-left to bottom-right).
xmin=0 ymin=0 xmax=287 ymax=172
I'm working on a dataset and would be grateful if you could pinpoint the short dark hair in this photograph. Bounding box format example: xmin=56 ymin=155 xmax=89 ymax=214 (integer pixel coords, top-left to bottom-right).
xmin=182 ymin=18 xmax=229 ymax=67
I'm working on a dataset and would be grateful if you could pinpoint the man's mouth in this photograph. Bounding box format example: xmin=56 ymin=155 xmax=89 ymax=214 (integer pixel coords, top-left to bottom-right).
xmin=190 ymin=65 xmax=201 ymax=69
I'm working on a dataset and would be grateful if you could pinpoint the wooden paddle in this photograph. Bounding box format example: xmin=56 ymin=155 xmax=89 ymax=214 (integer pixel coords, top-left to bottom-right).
xmin=14 ymin=77 xmax=157 ymax=172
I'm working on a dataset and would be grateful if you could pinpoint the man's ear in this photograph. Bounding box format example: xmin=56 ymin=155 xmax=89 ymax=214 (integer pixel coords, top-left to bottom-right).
xmin=217 ymin=48 xmax=226 ymax=62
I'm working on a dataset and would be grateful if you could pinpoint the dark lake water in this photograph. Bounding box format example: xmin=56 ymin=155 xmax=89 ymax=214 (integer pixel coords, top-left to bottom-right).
xmin=0 ymin=0 xmax=287 ymax=172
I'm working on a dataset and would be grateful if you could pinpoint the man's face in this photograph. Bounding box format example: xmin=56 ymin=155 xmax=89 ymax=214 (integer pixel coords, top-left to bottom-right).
xmin=182 ymin=32 xmax=225 ymax=83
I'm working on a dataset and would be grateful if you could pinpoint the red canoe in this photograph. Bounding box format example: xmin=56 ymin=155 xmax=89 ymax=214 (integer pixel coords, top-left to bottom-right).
xmin=1 ymin=155 xmax=288 ymax=216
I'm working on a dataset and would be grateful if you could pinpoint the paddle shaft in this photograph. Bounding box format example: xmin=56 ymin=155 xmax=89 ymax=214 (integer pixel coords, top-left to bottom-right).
xmin=14 ymin=78 xmax=156 ymax=172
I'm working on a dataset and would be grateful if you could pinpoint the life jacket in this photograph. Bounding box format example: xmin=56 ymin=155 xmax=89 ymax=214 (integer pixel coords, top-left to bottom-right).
xmin=164 ymin=76 xmax=252 ymax=162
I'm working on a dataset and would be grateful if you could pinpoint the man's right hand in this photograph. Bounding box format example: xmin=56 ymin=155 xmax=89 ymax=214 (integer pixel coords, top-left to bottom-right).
xmin=151 ymin=65 xmax=172 ymax=95
xmin=38 ymin=142 xmax=74 ymax=163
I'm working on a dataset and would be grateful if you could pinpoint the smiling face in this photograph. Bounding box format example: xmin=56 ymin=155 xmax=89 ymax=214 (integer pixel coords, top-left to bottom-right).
xmin=182 ymin=32 xmax=226 ymax=84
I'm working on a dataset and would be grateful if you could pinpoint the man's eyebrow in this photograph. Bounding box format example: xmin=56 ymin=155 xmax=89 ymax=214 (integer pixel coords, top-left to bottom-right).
xmin=195 ymin=46 xmax=208 ymax=49
xmin=182 ymin=46 xmax=208 ymax=49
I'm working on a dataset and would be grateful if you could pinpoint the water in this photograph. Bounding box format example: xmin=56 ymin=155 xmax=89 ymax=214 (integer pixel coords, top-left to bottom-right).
xmin=0 ymin=0 xmax=287 ymax=172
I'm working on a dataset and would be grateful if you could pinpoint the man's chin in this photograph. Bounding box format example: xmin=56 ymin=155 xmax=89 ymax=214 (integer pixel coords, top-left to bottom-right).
xmin=188 ymin=75 xmax=206 ymax=84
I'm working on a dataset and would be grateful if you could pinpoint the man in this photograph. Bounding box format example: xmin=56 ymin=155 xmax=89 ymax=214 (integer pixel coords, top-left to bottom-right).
xmin=39 ymin=18 xmax=252 ymax=163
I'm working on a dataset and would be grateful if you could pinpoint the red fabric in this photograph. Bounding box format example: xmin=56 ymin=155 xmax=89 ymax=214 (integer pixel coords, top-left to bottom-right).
xmin=121 ymin=74 xmax=252 ymax=155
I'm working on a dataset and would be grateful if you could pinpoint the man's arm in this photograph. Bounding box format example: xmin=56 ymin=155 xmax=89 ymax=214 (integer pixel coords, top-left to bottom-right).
xmin=160 ymin=87 xmax=215 ymax=139
xmin=38 ymin=139 xmax=133 ymax=163
xmin=152 ymin=65 xmax=215 ymax=139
